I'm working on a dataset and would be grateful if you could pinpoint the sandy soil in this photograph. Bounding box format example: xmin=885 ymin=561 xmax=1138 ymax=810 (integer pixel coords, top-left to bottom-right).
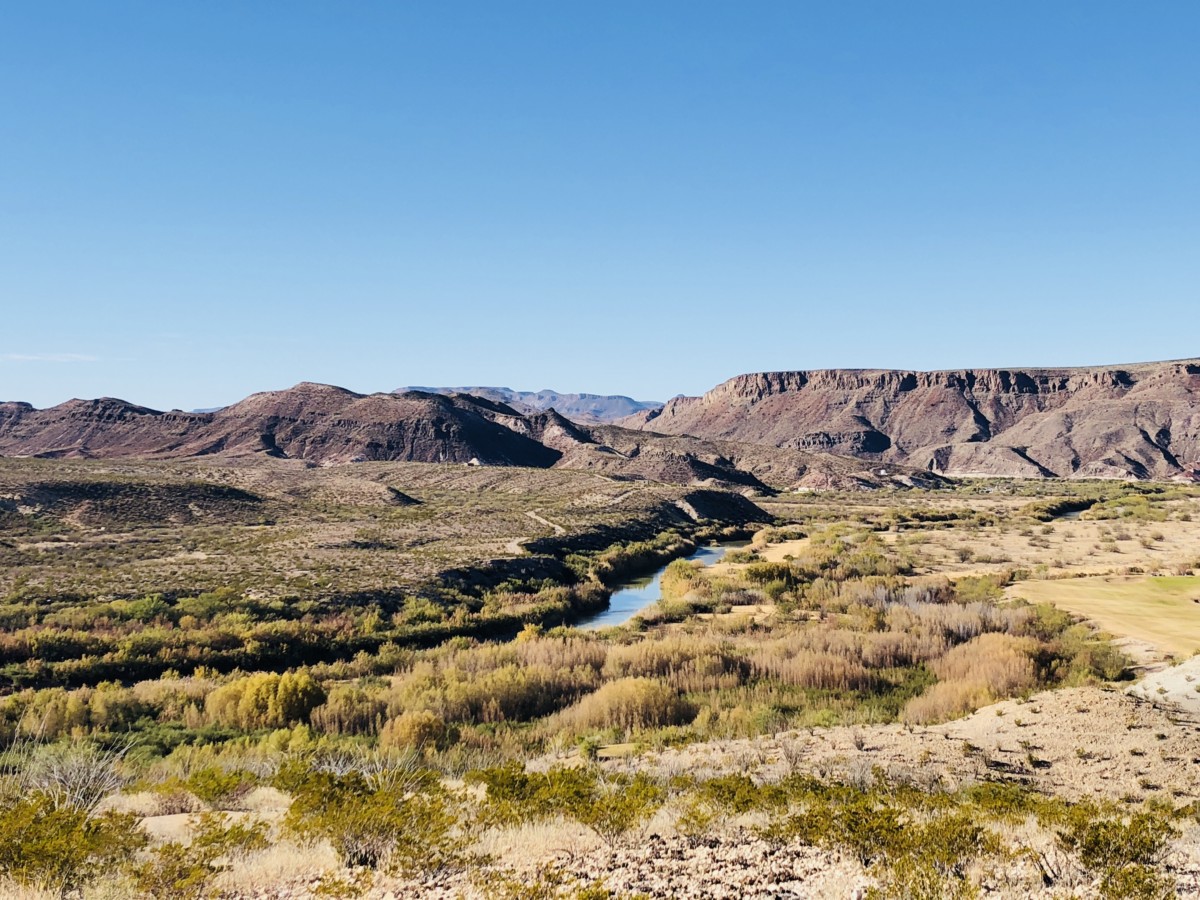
xmin=615 ymin=685 xmax=1200 ymax=806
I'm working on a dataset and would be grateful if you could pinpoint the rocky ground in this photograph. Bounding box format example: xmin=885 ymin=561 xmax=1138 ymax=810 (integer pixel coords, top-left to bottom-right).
xmin=613 ymin=683 xmax=1200 ymax=807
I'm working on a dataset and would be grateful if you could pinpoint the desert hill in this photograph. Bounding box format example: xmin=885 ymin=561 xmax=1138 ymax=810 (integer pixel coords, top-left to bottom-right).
xmin=0 ymin=398 xmax=209 ymax=459
xmin=0 ymin=384 xmax=921 ymax=491
xmin=398 ymin=385 xmax=662 ymax=423
xmin=0 ymin=385 xmax=557 ymax=468
xmin=623 ymin=359 xmax=1200 ymax=480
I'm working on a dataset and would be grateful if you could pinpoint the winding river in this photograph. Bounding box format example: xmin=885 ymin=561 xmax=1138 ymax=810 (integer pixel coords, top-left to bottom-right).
xmin=574 ymin=541 xmax=748 ymax=630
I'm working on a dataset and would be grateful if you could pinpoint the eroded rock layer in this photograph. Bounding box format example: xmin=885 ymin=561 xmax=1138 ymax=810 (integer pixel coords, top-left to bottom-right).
xmin=622 ymin=360 xmax=1200 ymax=479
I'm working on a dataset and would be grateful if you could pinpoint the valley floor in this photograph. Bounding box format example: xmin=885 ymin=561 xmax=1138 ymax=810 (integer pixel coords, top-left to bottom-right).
xmin=3 ymin=472 xmax=1200 ymax=899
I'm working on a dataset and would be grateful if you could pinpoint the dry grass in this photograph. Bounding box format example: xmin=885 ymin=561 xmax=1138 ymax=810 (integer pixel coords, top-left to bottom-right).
xmin=903 ymin=633 xmax=1038 ymax=724
xmin=1010 ymin=575 xmax=1200 ymax=657
xmin=213 ymin=840 xmax=339 ymax=895
xmin=892 ymin=505 xmax=1199 ymax=583
xmin=755 ymin=485 xmax=1200 ymax=660
xmin=471 ymin=818 xmax=600 ymax=864
xmin=705 ymin=538 xmax=810 ymax=577
xmin=752 ymin=537 xmax=811 ymax=563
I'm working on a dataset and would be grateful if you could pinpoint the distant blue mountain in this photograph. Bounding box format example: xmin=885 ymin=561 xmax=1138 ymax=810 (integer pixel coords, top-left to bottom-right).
xmin=396 ymin=386 xmax=662 ymax=424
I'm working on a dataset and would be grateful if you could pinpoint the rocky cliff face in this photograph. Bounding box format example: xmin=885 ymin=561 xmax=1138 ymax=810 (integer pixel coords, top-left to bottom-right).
xmin=624 ymin=361 xmax=1200 ymax=479
xmin=26 ymin=357 xmax=1177 ymax=486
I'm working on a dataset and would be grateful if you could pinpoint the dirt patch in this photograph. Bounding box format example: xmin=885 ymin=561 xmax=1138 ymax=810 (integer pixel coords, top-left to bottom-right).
xmin=617 ymin=686 xmax=1200 ymax=807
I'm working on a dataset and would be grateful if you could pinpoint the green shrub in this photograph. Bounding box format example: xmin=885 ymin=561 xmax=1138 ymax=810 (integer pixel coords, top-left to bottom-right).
xmin=205 ymin=671 xmax=326 ymax=730
xmin=379 ymin=709 xmax=451 ymax=751
xmin=694 ymin=774 xmax=787 ymax=816
xmin=953 ymin=576 xmax=1004 ymax=604
xmin=912 ymin=812 xmax=999 ymax=880
xmin=868 ymin=855 xmax=981 ymax=900
xmin=279 ymin=760 xmax=466 ymax=875
xmin=571 ymin=772 xmax=663 ymax=847
xmin=769 ymin=794 xmax=906 ymax=865
xmin=960 ymin=781 xmax=1044 ymax=822
xmin=467 ymin=762 xmax=589 ymax=828
xmin=676 ymin=773 xmax=788 ymax=836
xmin=1057 ymin=808 xmax=1176 ymax=872
xmin=469 ymin=764 xmax=663 ymax=847
xmin=766 ymin=782 xmax=1000 ymax=895
xmin=184 ymin=765 xmax=255 ymax=808
xmin=1097 ymin=864 xmax=1177 ymax=900
xmin=131 ymin=812 xmax=268 ymax=900
xmin=0 ymin=793 xmax=144 ymax=896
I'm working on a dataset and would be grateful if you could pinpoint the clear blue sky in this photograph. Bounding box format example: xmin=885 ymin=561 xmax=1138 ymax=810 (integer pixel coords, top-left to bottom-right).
xmin=3 ymin=2 xmax=1198 ymax=410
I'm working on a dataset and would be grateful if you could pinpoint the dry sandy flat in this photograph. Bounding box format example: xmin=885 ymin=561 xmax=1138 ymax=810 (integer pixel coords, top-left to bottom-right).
xmin=1129 ymin=654 xmax=1200 ymax=716
xmin=756 ymin=538 xmax=811 ymax=562
xmin=1010 ymin=575 xmax=1200 ymax=658
xmin=861 ymin=494 xmax=1200 ymax=584
xmin=615 ymin=684 xmax=1200 ymax=807
xmin=707 ymin=537 xmax=810 ymax=577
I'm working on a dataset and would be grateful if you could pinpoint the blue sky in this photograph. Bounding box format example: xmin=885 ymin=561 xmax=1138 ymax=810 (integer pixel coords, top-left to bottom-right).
xmin=2 ymin=2 xmax=1198 ymax=410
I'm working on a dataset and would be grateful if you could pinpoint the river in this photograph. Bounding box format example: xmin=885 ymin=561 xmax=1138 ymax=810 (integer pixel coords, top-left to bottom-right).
xmin=574 ymin=540 xmax=748 ymax=630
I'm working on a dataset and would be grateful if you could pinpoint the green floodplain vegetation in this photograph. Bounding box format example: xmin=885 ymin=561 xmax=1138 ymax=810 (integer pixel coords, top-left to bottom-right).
xmin=2 ymin=460 xmax=1199 ymax=898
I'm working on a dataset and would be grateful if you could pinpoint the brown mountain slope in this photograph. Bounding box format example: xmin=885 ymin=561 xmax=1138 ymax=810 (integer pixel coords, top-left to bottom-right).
xmin=191 ymin=384 xmax=559 ymax=466
xmin=0 ymin=399 xmax=209 ymax=459
xmin=622 ymin=360 xmax=1200 ymax=479
xmin=543 ymin=421 xmax=943 ymax=492
xmin=396 ymin=385 xmax=662 ymax=423
xmin=0 ymin=385 xmax=558 ymax=467
xmin=0 ymin=384 xmax=936 ymax=491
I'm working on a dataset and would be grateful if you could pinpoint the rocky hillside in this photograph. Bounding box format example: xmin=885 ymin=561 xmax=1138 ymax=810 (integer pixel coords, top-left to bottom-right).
xmin=0 ymin=383 xmax=925 ymax=491
xmin=399 ymin=386 xmax=662 ymax=423
xmin=0 ymin=385 xmax=558 ymax=468
xmin=623 ymin=360 xmax=1200 ymax=480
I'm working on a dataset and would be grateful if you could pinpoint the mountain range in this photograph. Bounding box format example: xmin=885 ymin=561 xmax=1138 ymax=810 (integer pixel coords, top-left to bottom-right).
xmin=0 ymin=384 xmax=925 ymax=492
xmin=2 ymin=359 xmax=1197 ymax=487
xmin=396 ymin=386 xmax=662 ymax=423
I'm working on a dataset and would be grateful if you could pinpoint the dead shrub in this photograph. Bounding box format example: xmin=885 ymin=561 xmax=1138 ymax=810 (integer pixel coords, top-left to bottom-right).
xmin=749 ymin=645 xmax=874 ymax=692
xmin=932 ymin=633 xmax=1038 ymax=697
xmin=903 ymin=633 xmax=1038 ymax=724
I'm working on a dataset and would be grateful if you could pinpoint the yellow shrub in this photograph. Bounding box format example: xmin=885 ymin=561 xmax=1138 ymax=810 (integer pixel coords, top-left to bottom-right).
xmin=558 ymin=677 xmax=694 ymax=734
xmin=379 ymin=710 xmax=449 ymax=751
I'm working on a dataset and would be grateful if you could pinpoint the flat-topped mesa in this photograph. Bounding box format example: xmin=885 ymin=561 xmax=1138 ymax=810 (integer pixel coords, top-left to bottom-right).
xmin=629 ymin=360 xmax=1200 ymax=481
xmin=673 ymin=361 xmax=1199 ymax=407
